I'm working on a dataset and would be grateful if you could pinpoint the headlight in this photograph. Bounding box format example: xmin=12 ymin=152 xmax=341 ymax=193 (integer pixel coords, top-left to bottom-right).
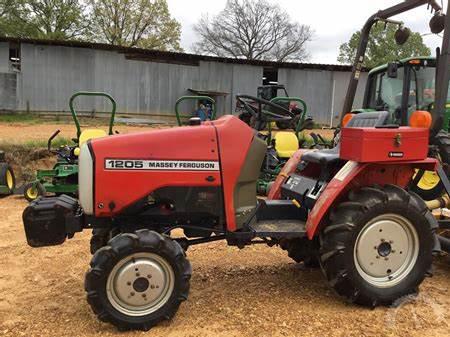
xmin=79 ymin=143 xmax=94 ymax=215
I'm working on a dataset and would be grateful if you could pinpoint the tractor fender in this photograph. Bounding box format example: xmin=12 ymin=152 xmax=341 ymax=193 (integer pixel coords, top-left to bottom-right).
xmin=305 ymin=158 xmax=438 ymax=239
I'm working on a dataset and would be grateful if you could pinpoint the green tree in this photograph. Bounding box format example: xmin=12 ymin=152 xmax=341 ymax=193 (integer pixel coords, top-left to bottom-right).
xmin=89 ymin=0 xmax=182 ymax=51
xmin=337 ymin=24 xmax=431 ymax=68
xmin=0 ymin=0 xmax=89 ymax=39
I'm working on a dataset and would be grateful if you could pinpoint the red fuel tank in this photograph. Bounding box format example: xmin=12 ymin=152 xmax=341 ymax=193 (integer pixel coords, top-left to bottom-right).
xmin=340 ymin=127 xmax=429 ymax=163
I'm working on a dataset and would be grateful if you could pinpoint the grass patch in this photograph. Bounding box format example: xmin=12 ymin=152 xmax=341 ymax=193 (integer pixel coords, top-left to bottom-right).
xmin=0 ymin=113 xmax=41 ymax=124
xmin=1 ymin=137 xmax=74 ymax=151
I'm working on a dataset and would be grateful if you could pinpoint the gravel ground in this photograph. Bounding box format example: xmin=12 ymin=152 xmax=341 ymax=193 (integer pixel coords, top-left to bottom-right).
xmin=1 ymin=196 xmax=450 ymax=337
xmin=0 ymin=122 xmax=335 ymax=144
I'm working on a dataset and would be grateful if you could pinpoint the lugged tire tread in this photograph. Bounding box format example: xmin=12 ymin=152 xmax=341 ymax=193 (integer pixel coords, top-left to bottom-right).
xmin=85 ymin=229 xmax=191 ymax=331
xmin=320 ymin=184 xmax=436 ymax=307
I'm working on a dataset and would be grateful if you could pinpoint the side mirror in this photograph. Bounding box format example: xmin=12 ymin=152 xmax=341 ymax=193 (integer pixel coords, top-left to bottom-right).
xmin=394 ymin=26 xmax=411 ymax=45
xmin=429 ymin=12 xmax=446 ymax=34
xmin=387 ymin=63 xmax=398 ymax=78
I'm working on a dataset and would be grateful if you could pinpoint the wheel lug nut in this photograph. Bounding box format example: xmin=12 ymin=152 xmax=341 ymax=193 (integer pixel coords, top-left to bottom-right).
xmin=151 ymin=285 xmax=155 ymax=289
xmin=391 ymin=250 xmax=396 ymax=253
xmin=127 ymin=281 xmax=131 ymax=286
xmin=376 ymin=256 xmax=380 ymax=259
xmin=385 ymin=257 xmax=389 ymax=261
xmin=136 ymin=273 xmax=140 ymax=277
xmin=147 ymin=275 xmax=152 ymax=279
xmin=389 ymin=240 xmax=394 ymax=244
xmin=381 ymin=239 xmax=385 ymax=242
xmin=374 ymin=246 xmax=377 ymax=250
xmin=130 ymin=292 xmax=135 ymax=296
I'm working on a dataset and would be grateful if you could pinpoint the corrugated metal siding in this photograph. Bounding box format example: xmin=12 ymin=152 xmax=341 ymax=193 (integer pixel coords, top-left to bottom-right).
xmin=1 ymin=42 xmax=367 ymax=124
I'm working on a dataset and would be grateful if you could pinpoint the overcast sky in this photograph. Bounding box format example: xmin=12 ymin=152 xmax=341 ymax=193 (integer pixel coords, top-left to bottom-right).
xmin=167 ymin=0 xmax=446 ymax=64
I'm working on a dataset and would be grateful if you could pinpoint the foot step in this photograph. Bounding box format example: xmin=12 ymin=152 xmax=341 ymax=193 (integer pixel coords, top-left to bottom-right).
xmin=249 ymin=220 xmax=306 ymax=239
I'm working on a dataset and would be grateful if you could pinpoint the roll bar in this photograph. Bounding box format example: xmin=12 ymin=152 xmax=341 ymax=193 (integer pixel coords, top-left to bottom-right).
xmin=341 ymin=0 xmax=443 ymax=121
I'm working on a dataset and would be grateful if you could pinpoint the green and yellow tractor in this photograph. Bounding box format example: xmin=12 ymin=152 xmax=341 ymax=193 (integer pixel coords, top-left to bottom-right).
xmin=0 ymin=151 xmax=15 ymax=197
xmin=350 ymin=56 xmax=450 ymax=200
xmin=23 ymin=92 xmax=117 ymax=201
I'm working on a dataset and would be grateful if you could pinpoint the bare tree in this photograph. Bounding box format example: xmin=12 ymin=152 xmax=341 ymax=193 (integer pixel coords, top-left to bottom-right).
xmin=193 ymin=0 xmax=313 ymax=62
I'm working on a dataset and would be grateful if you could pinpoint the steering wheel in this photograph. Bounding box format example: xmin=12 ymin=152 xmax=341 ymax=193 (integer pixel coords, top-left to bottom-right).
xmin=236 ymin=95 xmax=293 ymax=131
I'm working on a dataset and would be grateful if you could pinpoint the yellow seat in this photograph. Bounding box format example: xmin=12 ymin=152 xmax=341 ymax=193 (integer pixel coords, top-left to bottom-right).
xmin=79 ymin=129 xmax=107 ymax=146
xmin=74 ymin=129 xmax=108 ymax=156
xmin=274 ymin=132 xmax=299 ymax=158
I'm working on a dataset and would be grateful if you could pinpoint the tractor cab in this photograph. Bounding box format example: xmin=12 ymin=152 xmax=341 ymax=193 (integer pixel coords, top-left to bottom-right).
xmin=363 ymin=57 xmax=450 ymax=129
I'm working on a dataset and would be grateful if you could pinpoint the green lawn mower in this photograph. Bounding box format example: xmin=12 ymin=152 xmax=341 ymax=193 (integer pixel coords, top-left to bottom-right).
xmin=0 ymin=151 xmax=15 ymax=197
xmin=348 ymin=56 xmax=450 ymax=200
xmin=23 ymin=91 xmax=117 ymax=202
xmin=234 ymin=95 xmax=324 ymax=195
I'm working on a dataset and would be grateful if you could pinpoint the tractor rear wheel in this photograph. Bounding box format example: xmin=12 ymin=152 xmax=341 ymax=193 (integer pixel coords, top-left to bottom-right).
xmin=320 ymin=185 xmax=436 ymax=307
xmin=412 ymin=130 xmax=450 ymax=200
xmin=85 ymin=229 xmax=191 ymax=331
xmin=0 ymin=163 xmax=15 ymax=194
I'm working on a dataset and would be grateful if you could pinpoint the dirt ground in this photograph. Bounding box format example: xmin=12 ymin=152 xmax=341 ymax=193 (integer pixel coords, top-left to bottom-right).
xmin=1 ymin=121 xmax=450 ymax=337
xmin=0 ymin=123 xmax=152 ymax=144
xmin=0 ymin=122 xmax=336 ymax=144
xmin=0 ymin=196 xmax=449 ymax=337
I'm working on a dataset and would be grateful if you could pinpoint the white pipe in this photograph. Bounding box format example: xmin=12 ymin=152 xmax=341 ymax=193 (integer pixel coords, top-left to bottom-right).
xmin=330 ymin=78 xmax=336 ymax=128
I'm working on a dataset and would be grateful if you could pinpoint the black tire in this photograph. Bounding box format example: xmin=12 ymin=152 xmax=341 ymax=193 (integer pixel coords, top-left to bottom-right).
xmin=90 ymin=227 xmax=121 ymax=254
xmin=23 ymin=182 xmax=45 ymax=202
xmin=412 ymin=130 xmax=450 ymax=200
xmin=0 ymin=163 xmax=15 ymax=194
xmin=320 ymin=185 xmax=436 ymax=307
xmin=281 ymin=238 xmax=320 ymax=268
xmin=85 ymin=229 xmax=191 ymax=331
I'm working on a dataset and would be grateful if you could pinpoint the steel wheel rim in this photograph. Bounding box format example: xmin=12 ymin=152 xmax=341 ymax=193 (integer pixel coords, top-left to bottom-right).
xmin=107 ymin=252 xmax=175 ymax=317
xmin=354 ymin=214 xmax=419 ymax=288
xmin=6 ymin=170 xmax=13 ymax=189
xmin=416 ymin=170 xmax=440 ymax=190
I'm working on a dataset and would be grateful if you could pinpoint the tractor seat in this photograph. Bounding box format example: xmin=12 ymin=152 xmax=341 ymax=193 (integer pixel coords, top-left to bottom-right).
xmin=274 ymin=132 xmax=299 ymax=158
xmin=302 ymin=111 xmax=390 ymax=167
xmin=74 ymin=129 xmax=108 ymax=156
xmin=301 ymin=147 xmax=340 ymax=166
xmin=346 ymin=110 xmax=389 ymax=127
xmin=79 ymin=129 xmax=107 ymax=146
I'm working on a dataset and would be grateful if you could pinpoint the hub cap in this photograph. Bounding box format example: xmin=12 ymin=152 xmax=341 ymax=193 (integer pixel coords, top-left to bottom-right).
xmin=354 ymin=214 xmax=419 ymax=288
xmin=107 ymin=252 xmax=175 ymax=316
xmin=26 ymin=186 xmax=38 ymax=199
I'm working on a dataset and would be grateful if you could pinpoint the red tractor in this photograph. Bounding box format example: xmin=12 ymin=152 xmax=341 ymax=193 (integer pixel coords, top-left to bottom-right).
xmin=22 ymin=0 xmax=450 ymax=332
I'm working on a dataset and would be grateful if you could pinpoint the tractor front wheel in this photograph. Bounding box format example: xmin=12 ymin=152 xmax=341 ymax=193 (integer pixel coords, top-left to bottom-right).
xmin=320 ymin=185 xmax=436 ymax=307
xmin=23 ymin=182 xmax=45 ymax=202
xmin=85 ymin=229 xmax=191 ymax=330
